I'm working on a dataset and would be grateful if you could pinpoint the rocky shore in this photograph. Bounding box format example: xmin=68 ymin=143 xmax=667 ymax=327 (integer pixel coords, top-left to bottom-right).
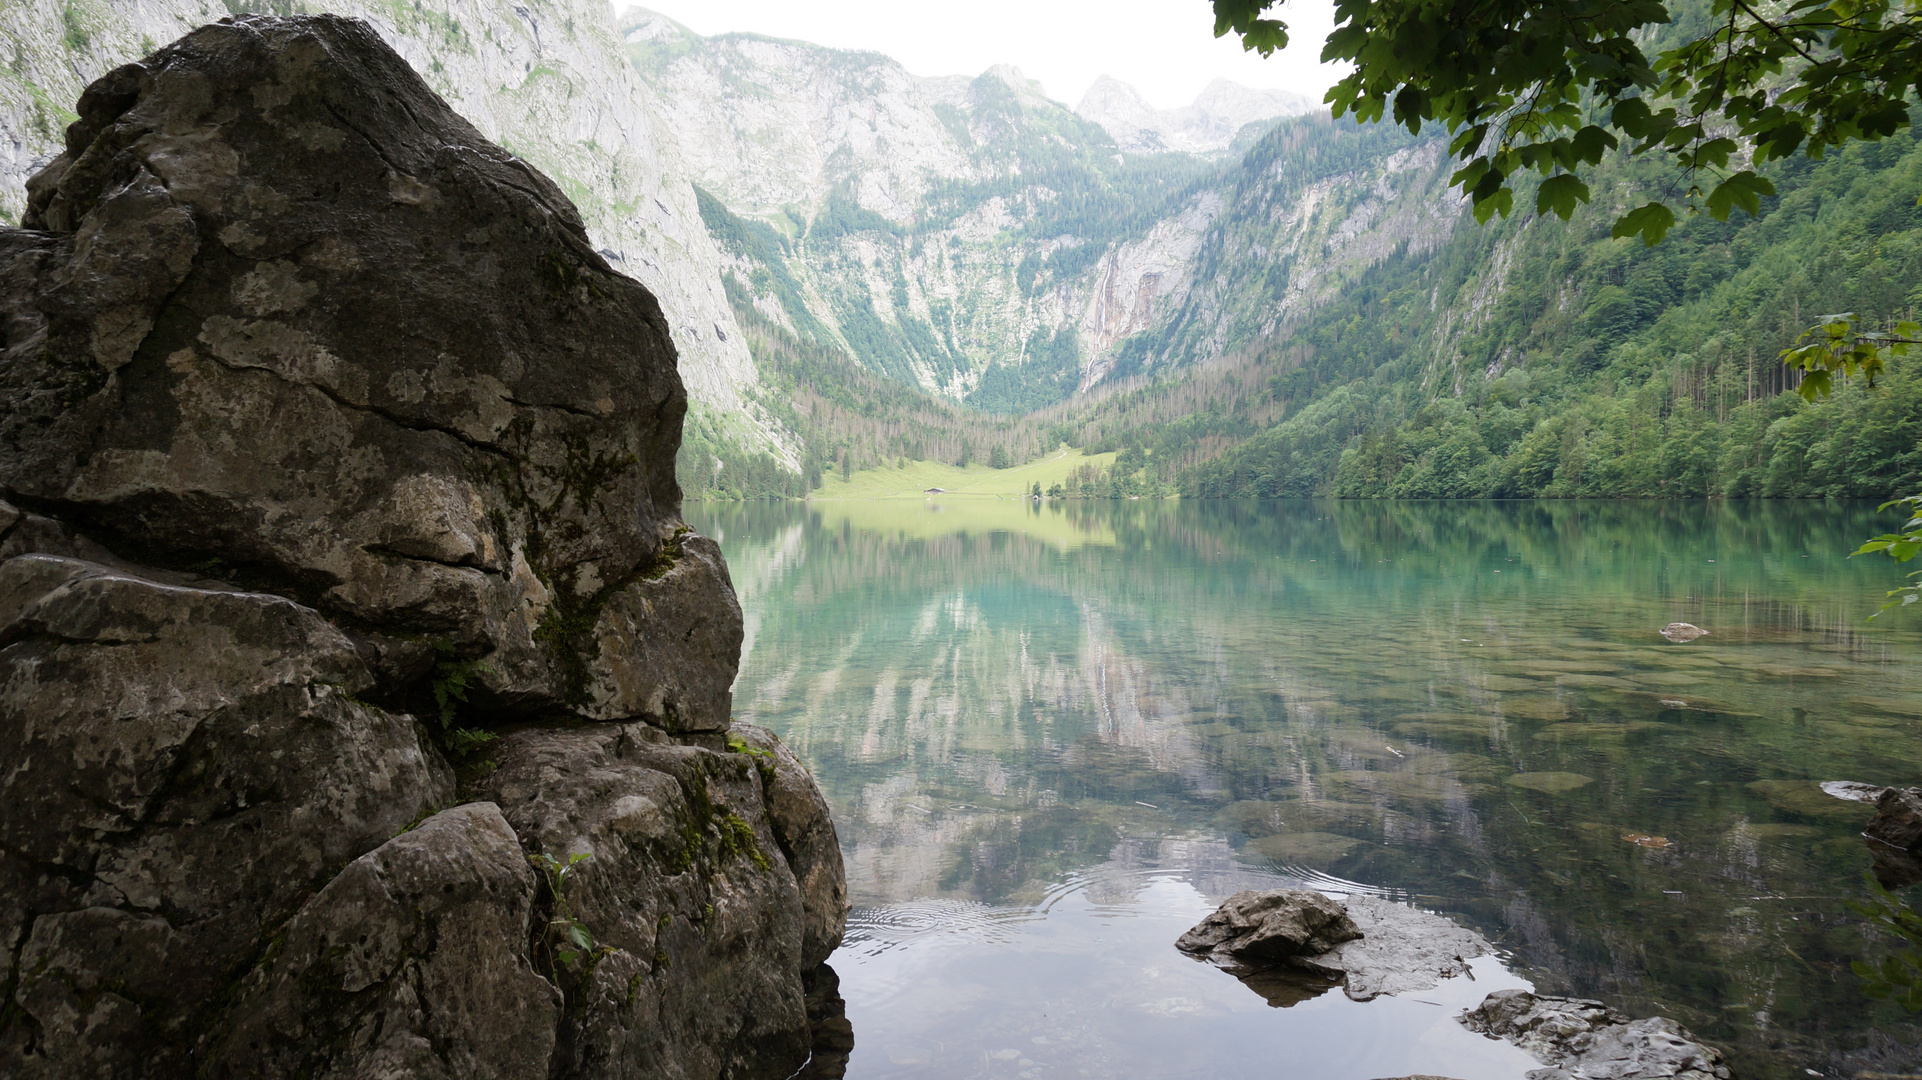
xmin=0 ymin=15 xmax=843 ymax=1078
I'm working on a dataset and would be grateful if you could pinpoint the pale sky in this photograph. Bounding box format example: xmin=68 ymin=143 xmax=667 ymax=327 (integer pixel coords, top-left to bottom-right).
xmin=612 ymin=1 xmax=1344 ymax=110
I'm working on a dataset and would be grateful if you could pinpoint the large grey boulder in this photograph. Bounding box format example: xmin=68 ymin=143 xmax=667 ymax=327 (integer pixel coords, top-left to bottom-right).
xmin=729 ymin=722 xmax=851 ymax=967
xmin=0 ymin=12 xmax=739 ymax=730
xmin=0 ymin=15 xmax=842 ymax=1080
xmin=0 ymin=553 xmax=451 ymax=1078
xmin=1462 ymin=990 xmax=1733 ymax=1080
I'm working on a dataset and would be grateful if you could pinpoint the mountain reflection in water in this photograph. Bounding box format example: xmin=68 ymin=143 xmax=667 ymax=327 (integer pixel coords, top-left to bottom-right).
xmin=690 ymin=499 xmax=1922 ymax=1080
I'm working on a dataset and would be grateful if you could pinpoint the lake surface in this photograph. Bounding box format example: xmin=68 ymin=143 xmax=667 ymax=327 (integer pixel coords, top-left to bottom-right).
xmin=687 ymin=499 xmax=1922 ymax=1080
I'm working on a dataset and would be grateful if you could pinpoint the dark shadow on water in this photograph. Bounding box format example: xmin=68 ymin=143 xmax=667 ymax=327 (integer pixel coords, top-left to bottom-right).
xmin=1218 ymin=960 xmax=1344 ymax=1009
xmin=794 ymin=963 xmax=852 ymax=1080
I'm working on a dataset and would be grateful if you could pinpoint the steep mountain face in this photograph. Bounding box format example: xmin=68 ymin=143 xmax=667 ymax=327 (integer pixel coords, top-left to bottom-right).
xmin=1075 ymin=75 xmax=1317 ymax=155
xmin=621 ymin=8 xmax=1452 ymax=418
xmin=0 ymin=0 xmax=794 ymax=467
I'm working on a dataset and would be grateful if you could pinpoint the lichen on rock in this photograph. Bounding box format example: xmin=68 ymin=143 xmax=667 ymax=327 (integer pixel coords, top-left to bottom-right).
xmin=0 ymin=14 xmax=843 ymax=1080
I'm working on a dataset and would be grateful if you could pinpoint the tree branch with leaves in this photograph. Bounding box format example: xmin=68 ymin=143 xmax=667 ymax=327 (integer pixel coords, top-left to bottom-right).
xmin=1779 ymin=313 xmax=1922 ymax=615
xmin=1213 ymin=0 xmax=1922 ymax=242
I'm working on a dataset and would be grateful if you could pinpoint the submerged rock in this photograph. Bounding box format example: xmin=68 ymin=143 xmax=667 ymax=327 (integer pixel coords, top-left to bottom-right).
xmin=1865 ymin=787 xmax=1922 ymax=889
xmin=1659 ymin=623 xmax=1709 ymax=643
xmin=1301 ymin=894 xmax=1495 ymax=1001
xmin=1827 ymin=784 xmax=1922 ymax=885
xmin=1866 ymin=787 xmax=1922 ymax=850
xmin=0 ymin=15 xmax=841 ymax=1080
xmin=1820 ymin=780 xmax=1890 ymax=804
xmin=1461 ymin=990 xmax=1733 ymax=1080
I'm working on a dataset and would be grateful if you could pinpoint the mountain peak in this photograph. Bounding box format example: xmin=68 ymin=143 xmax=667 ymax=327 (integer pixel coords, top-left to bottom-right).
xmin=619 ymin=5 xmax=690 ymax=44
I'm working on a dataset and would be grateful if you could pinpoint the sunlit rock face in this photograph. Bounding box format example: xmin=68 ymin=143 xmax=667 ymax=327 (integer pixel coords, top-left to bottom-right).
xmin=0 ymin=17 xmax=843 ymax=1079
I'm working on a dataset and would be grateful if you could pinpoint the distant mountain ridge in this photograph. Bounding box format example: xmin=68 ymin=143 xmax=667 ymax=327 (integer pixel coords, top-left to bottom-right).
xmin=618 ymin=6 xmax=1448 ymax=423
xmin=1075 ymin=75 xmax=1320 ymax=155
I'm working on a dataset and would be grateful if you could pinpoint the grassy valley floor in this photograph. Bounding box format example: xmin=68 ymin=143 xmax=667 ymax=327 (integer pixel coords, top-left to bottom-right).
xmin=805 ymin=447 xmax=1120 ymax=499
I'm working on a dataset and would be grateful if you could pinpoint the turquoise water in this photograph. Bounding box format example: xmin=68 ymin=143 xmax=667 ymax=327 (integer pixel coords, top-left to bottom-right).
xmin=689 ymin=499 xmax=1922 ymax=1080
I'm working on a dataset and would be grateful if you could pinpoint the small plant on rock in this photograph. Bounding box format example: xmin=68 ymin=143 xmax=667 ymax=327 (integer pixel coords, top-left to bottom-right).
xmin=530 ymin=850 xmax=615 ymax=973
xmin=428 ymin=640 xmax=498 ymax=756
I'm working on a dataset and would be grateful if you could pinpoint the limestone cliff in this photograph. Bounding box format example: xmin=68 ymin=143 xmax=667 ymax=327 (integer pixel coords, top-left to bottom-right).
xmin=624 ymin=7 xmax=1461 ymax=408
xmin=0 ymin=16 xmax=844 ymax=1078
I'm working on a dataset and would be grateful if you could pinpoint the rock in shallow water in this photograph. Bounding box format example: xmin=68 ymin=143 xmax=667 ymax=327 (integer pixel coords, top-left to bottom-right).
xmin=1461 ymin=990 xmax=1732 ymax=1080
xmin=0 ymin=14 xmax=841 ymax=1079
xmin=1176 ymin=889 xmax=1494 ymax=1003
xmin=1865 ymin=786 xmax=1922 ymax=889
xmin=1175 ymin=888 xmax=1362 ymax=964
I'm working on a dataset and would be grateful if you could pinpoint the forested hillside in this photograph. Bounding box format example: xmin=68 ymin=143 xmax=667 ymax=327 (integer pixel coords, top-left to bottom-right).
xmin=1175 ymin=126 xmax=1922 ymax=499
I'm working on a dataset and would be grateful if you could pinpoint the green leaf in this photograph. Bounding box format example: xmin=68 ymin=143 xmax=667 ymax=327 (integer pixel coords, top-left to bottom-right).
xmin=1471 ymin=188 xmax=1513 ymax=224
xmin=1535 ymin=174 xmax=1590 ymax=220
xmin=1611 ymin=202 xmax=1676 ymax=245
xmin=1570 ymin=125 xmax=1617 ymax=164
xmin=1705 ymin=171 xmax=1773 ymax=221
xmin=1212 ymin=0 xmax=1289 ymax=54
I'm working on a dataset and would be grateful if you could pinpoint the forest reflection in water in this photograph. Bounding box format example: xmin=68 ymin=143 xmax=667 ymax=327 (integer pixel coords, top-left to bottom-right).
xmin=689 ymin=498 xmax=1922 ymax=1080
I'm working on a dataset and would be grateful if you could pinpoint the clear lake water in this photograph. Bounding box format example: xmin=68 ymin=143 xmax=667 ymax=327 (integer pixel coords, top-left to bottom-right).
xmin=687 ymin=498 xmax=1922 ymax=1080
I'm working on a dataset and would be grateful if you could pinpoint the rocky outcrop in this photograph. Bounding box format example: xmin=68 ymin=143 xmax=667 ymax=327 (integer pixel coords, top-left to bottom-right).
xmin=1180 ymin=894 xmax=1737 ymax=1075
xmin=1462 ymin=990 xmax=1733 ymax=1080
xmin=0 ymin=15 xmax=843 ymax=1080
xmin=1299 ymin=894 xmax=1497 ymax=1001
xmin=0 ymin=552 xmax=454 ymax=1078
xmin=1817 ymin=782 xmax=1922 ymax=888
